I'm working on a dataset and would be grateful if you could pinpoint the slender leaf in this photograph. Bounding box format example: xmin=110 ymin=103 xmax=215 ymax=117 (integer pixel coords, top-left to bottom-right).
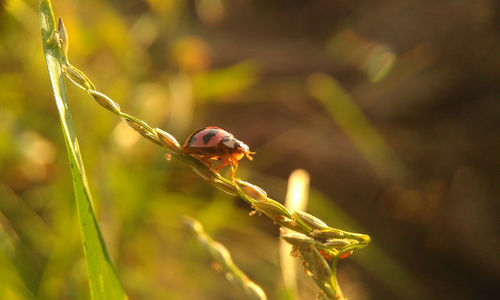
xmin=40 ymin=1 xmax=127 ymax=299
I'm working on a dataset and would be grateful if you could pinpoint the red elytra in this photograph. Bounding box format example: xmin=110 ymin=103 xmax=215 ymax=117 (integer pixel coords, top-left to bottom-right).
xmin=184 ymin=127 xmax=231 ymax=149
xmin=182 ymin=126 xmax=255 ymax=179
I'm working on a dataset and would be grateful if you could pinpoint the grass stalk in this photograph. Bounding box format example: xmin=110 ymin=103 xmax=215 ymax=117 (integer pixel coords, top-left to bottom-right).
xmin=51 ymin=14 xmax=370 ymax=299
xmin=40 ymin=1 xmax=127 ymax=299
xmin=184 ymin=217 xmax=267 ymax=300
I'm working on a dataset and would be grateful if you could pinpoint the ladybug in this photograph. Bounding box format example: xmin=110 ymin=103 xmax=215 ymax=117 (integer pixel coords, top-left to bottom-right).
xmin=182 ymin=127 xmax=255 ymax=179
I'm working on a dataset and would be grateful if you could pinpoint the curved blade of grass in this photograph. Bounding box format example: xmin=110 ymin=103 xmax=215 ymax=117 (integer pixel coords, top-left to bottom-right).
xmin=40 ymin=1 xmax=127 ymax=299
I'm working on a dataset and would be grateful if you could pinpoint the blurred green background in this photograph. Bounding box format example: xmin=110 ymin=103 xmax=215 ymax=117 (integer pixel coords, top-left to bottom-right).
xmin=1 ymin=0 xmax=500 ymax=299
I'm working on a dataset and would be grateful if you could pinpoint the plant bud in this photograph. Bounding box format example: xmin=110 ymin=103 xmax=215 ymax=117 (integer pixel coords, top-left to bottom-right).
xmin=236 ymin=180 xmax=267 ymax=202
xmin=57 ymin=17 xmax=68 ymax=58
xmin=212 ymin=179 xmax=238 ymax=195
xmin=294 ymin=210 xmax=328 ymax=230
xmin=154 ymin=128 xmax=181 ymax=151
xmin=312 ymin=228 xmax=345 ymax=240
xmin=281 ymin=233 xmax=315 ymax=249
xmin=323 ymin=239 xmax=351 ymax=249
xmin=123 ymin=119 xmax=160 ymax=147
xmin=88 ymin=90 xmax=121 ymax=114
xmin=119 ymin=117 xmax=161 ymax=145
xmin=308 ymin=246 xmax=332 ymax=281
xmin=63 ymin=64 xmax=96 ymax=90
xmin=252 ymin=200 xmax=293 ymax=220
xmin=298 ymin=246 xmax=332 ymax=282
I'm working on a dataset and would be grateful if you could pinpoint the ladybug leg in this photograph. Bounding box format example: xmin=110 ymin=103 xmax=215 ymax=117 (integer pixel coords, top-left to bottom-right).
xmin=216 ymin=154 xmax=231 ymax=173
xmin=215 ymin=153 xmax=241 ymax=180
xmin=229 ymin=155 xmax=240 ymax=180
xmin=200 ymin=157 xmax=214 ymax=171
xmin=215 ymin=161 xmax=230 ymax=172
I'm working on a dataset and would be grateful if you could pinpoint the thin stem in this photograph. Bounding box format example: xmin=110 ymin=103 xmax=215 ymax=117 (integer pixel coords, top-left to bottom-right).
xmin=329 ymin=256 xmax=344 ymax=300
xmin=54 ymin=17 xmax=370 ymax=299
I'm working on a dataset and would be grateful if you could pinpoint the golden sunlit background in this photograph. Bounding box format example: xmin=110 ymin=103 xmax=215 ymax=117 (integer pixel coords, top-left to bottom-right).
xmin=1 ymin=0 xmax=500 ymax=299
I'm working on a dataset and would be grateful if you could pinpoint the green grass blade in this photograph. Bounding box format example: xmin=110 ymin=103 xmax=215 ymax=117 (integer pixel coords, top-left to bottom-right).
xmin=40 ymin=1 xmax=127 ymax=299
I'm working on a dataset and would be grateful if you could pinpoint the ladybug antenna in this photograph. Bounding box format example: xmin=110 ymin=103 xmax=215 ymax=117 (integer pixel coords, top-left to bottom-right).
xmin=246 ymin=151 xmax=255 ymax=160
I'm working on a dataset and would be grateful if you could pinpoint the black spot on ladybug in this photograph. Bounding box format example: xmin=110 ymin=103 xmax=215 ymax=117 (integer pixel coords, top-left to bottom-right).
xmin=203 ymin=128 xmax=219 ymax=144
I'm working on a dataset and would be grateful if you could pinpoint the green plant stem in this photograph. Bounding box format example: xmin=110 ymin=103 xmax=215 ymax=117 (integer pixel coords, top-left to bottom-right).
xmin=40 ymin=1 xmax=127 ymax=299
xmin=329 ymin=256 xmax=343 ymax=300
xmin=54 ymin=16 xmax=370 ymax=299
xmin=184 ymin=217 xmax=267 ymax=300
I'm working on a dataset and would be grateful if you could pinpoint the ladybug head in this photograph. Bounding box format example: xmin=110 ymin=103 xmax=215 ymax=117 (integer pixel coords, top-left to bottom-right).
xmin=222 ymin=136 xmax=255 ymax=161
xmin=235 ymin=141 xmax=255 ymax=161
